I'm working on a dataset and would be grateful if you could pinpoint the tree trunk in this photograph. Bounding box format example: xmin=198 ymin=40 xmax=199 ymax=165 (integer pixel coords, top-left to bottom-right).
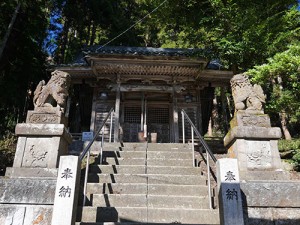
xmin=86 ymin=21 xmax=91 ymax=45
xmin=275 ymin=76 xmax=292 ymax=140
xmin=90 ymin=21 xmax=96 ymax=46
xmin=279 ymin=111 xmax=292 ymax=140
xmin=57 ymin=19 xmax=70 ymax=64
xmin=0 ymin=3 xmax=21 ymax=61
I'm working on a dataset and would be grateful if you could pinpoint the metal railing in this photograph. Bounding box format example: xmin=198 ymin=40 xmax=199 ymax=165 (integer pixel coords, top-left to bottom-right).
xmin=79 ymin=108 xmax=114 ymax=206
xmin=181 ymin=109 xmax=217 ymax=209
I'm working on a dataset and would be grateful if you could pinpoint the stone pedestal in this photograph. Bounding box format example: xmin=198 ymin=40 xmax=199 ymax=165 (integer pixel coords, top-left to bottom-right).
xmin=26 ymin=107 xmax=68 ymax=126
xmin=13 ymin=123 xmax=72 ymax=168
xmin=224 ymin=111 xmax=286 ymax=180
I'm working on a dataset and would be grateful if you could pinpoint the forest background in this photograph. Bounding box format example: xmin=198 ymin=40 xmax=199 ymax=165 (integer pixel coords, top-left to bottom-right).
xmin=1 ymin=0 xmax=300 ymax=172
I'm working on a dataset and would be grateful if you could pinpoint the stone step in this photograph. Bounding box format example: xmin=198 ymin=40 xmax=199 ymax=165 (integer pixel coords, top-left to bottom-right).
xmin=147 ymin=151 xmax=193 ymax=160
xmin=92 ymin=194 xmax=146 ymax=207
xmin=102 ymin=151 xmax=146 ymax=159
xmin=88 ymin=174 xmax=206 ymax=185
xmin=147 ymin=143 xmax=191 ymax=150
xmin=101 ymin=151 xmax=193 ymax=160
xmin=86 ymin=183 xmax=209 ymax=196
xmin=76 ymin=223 xmax=219 ymax=225
xmin=148 ymin=208 xmax=219 ymax=224
xmin=148 ymin=195 xmax=210 ymax=209
xmin=77 ymin=207 xmax=219 ymax=224
xmin=91 ymin=194 xmax=210 ymax=209
xmin=76 ymin=223 xmax=220 ymax=225
xmin=77 ymin=206 xmax=148 ymax=223
xmin=147 ymin=166 xmax=201 ymax=175
xmin=89 ymin=165 xmax=201 ymax=175
xmin=148 ymin=184 xmax=209 ymax=196
xmin=87 ymin=183 xmax=147 ymax=195
xmin=103 ymin=158 xmax=194 ymax=167
xmin=89 ymin=165 xmax=146 ymax=174
xmin=147 ymin=158 xmax=193 ymax=167
xmin=91 ymin=142 xmax=147 ymax=152
xmin=120 ymin=143 xmax=148 ymax=149
xmin=103 ymin=158 xmax=146 ymax=166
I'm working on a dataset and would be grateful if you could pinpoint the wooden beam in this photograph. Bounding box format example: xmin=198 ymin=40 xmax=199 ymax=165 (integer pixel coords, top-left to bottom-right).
xmin=108 ymin=84 xmax=185 ymax=93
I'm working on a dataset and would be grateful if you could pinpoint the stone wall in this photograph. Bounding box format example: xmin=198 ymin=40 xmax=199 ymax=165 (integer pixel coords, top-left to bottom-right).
xmin=0 ymin=178 xmax=56 ymax=224
xmin=241 ymin=181 xmax=300 ymax=225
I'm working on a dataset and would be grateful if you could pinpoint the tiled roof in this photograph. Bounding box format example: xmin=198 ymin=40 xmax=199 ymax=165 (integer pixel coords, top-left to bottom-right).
xmin=62 ymin=46 xmax=222 ymax=69
xmin=83 ymin=46 xmax=204 ymax=57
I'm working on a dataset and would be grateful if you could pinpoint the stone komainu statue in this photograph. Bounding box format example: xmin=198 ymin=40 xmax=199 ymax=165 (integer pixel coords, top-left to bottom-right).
xmin=33 ymin=70 xmax=71 ymax=112
xmin=230 ymin=74 xmax=266 ymax=112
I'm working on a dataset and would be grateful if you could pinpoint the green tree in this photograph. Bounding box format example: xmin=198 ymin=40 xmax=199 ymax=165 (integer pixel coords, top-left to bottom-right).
xmin=0 ymin=0 xmax=51 ymax=135
xmin=146 ymin=0 xmax=300 ymax=71
xmin=53 ymin=0 xmax=151 ymax=64
xmin=248 ymin=44 xmax=300 ymax=139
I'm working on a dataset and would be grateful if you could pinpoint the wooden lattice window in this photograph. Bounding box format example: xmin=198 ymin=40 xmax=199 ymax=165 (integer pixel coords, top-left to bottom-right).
xmin=124 ymin=107 xmax=141 ymax=123
xmin=147 ymin=108 xmax=169 ymax=124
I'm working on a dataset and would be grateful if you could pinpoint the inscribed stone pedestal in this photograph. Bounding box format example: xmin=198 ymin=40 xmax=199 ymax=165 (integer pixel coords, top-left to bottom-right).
xmin=12 ymin=123 xmax=72 ymax=170
xmin=224 ymin=112 xmax=284 ymax=179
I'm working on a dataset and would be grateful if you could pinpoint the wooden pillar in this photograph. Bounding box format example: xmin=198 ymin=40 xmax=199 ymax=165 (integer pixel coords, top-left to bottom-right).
xmin=173 ymin=86 xmax=179 ymax=143
xmin=114 ymin=83 xmax=121 ymax=142
xmin=221 ymin=87 xmax=229 ymax=133
xmin=196 ymin=87 xmax=203 ymax=135
xmin=90 ymin=88 xmax=97 ymax=132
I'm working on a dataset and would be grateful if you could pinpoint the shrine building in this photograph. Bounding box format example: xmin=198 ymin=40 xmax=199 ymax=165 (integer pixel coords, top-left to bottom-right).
xmin=55 ymin=46 xmax=233 ymax=143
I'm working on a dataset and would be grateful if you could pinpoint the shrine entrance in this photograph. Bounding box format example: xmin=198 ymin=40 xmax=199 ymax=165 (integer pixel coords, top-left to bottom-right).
xmin=57 ymin=46 xmax=233 ymax=143
xmin=122 ymin=92 xmax=171 ymax=143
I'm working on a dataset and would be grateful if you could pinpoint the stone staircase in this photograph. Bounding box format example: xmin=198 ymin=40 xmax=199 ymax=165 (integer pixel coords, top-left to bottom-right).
xmin=76 ymin=142 xmax=220 ymax=225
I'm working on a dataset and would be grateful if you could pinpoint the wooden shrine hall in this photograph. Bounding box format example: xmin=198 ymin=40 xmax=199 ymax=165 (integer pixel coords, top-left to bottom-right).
xmin=56 ymin=46 xmax=233 ymax=143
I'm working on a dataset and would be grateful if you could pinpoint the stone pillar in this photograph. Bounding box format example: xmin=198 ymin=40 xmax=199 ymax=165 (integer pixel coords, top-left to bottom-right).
xmin=217 ymin=158 xmax=244 ymax=225
xmin=52 ymin=156 xmax=80 ymax=225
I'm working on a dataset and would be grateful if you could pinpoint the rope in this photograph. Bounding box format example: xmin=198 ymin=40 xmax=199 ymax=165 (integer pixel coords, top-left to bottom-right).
xmin=96 ymin=0 xmax=168 ymax=51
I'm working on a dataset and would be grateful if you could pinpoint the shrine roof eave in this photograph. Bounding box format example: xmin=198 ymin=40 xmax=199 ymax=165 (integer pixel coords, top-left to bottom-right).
xmin=84 ymin=53 xmax=207 ymax=64
xmin=55 ymin=64 xmax=233 ymax=87
xmin=82 ymin=45 xmax=207 ymax=58
xmin=52 ymin=46 xmax=233 ymax=86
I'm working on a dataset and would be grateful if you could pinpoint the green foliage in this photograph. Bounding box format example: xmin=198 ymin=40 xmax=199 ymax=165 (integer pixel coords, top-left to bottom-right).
xmin=47 ymin=0 xmax=300 ymax=69
xmin=278 ymin=139 xmax=300 ymax=171
xmin=0 ymin=0 xmax=50 ymax=135
xmin=0 ymin=133 xmax=16 ymax=176
xmin=247 ymin=44 xmax=300 ymax=129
